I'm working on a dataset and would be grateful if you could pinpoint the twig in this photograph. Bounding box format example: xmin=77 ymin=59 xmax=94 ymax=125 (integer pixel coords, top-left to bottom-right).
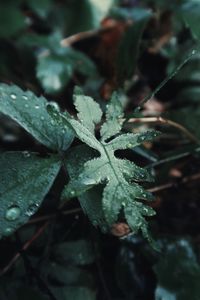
xmin=0 ymin=222 xmax=48 ymax=276
xmin=127 ymin=116 xmax=200 ymax=143
xmin=148 ymin=172 xmax=200 ymax=193
xmin=60 ymin=22 xmax=118 ymax=47
xmin=28 ymin=208 xmax=82 ymax=224
xmin=134 ymin=49 xmax=198 ymax=111
xmin=15 ymin=232 xmax=58 ymax=300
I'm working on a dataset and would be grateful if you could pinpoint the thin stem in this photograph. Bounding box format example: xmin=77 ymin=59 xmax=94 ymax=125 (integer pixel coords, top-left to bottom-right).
xmin=0 ymin=222 xmax=48 ymax=276
xmin=134 ymin=49 xmax=198 ymax=112
xmin=127 ymin=116 xmax=200 ymax=143
xmin=148 ymin=172 xmax=200 ymax=193
xmin=28 ymin=208 xmax=82 ymax=224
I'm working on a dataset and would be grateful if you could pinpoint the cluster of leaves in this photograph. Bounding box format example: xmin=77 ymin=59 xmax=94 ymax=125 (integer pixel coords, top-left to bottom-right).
xmin=0 ymin=83 xmax=158 ymax=240
xmin=1 ymin=0 xmax=200 ymax=299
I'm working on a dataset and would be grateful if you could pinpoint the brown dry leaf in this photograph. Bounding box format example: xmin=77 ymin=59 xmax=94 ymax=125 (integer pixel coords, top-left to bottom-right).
xmin=111 ymin=222 xmax=131 ymax=237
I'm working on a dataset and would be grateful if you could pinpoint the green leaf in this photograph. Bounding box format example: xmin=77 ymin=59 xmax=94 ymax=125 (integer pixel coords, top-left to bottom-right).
xmin=74 ymin=87 xmax=102 ymax=134
xmin=36 ymin=54 xmax=73 ymax=94
xmin=0 ymin=152 xmax=61 ymax=238
xmin=47 ymin=91 xmax=159 ymax=238
xmin=63 ymin=145 xmax=108 ymax=230
xmin=180 ymin=1 xmax=200 ymax=39
xmin=64 ymin=0 xmax=114 ymax=34
xmin=53 ymin=286 xmax=96 ymax=300
xmin=100 ymin=91 xmax=124 ymax=141
xmin=28 ymin=0 xmax=52 ymax=19
xmin=0 ymin=83 xmax=73 ymax=150
xmin=47 ymin=263 xmax=93 ymax=286
xmin=53 ymin=239 xmax=95 ymax=266
xmin=37 ymin=48 xmax=97 ymax=94
xmin=117 ymin=16 xmax=150 ymax=82
xmin=0 ymin=4 xmax=26 ymax=38
xmin=154 ymin=239 xmax=200 ymax=300
xmin=110 ymin=7 xmax=152 ymax=21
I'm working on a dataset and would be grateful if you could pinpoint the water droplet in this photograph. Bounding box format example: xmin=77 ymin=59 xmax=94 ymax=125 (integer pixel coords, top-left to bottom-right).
xmin=26 ymin=204 xmax=38 ymax=217
xmin=41 ymin=116 xmax=45 ymax=121
xmin=82 ymin=177 xmax=97 ymax=185
xmin=10 ymin=94 xmax=16 ymax=100
xmin=138 ymin=135 xmax=145 ymax=142
xmin=47 ymin=101 xmax=60 ymax=111
xmin=5 ymin=206 xmax=21 ymax=221
xmin=61 ymin=128 xmax=65 ymax=134
xmin=35 ymin=104 xmax=40 ymax=109
xmin=127 ymin=143 xmax=133 ymax=148
xmin=122 ymin=201 xmax=126 ymax=207
xmin=23 ymin=151 xmax=31 ymax=158
xmin=3 ymin=227 xmax=13 ymax=236
xmin=142 ymin=193 xmax=147 ymax=198
xmin=70 ymin=190 xmax=75 ymax=196
xmin=22 ymin=95 xmax=28 ymax=100
xmin=25 ymin=103 xmax=29 ymax=108
xmin=50 ymin=120 xmax=55 ymax=125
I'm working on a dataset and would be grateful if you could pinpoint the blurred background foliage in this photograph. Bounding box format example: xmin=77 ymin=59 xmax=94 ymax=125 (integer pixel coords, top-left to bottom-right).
xmin=1 ymin=0 xmax=200 ymax=299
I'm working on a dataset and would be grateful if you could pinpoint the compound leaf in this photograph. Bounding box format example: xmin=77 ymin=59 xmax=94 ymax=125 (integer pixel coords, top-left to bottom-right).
xmin=47 ymin=90 xmax=159 ymax=237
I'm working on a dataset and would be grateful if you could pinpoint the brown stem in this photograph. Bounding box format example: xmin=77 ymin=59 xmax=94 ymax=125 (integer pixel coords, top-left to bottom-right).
xmin=60 ymin=22 xmax=118 ymax=47
xmin=0 ymin=222 xmax=48 ymax=276
xmin=127 ymin=116 xmax=200 ymax=144
xmin=148 ymin=172 xmax=200 ymax=193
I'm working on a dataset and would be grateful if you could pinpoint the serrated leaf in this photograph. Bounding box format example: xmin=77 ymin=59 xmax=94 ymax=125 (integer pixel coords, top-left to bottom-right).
xmin=0 ymin=152 xmax=61 ymax=238
xmin=100 ymin=91 xmax=124 ymax=141
xmin=63 ymin=146 xmax=108 ymax=230
xmin=0 ymin=83 xmax=73 ymax=150
xmin=74 ymin=87 xmax=102 ymax=133
xmin=106 ymin=131 xmax=160 ymax=152
xmin=47 ymin=91 xmax=158 ymax=237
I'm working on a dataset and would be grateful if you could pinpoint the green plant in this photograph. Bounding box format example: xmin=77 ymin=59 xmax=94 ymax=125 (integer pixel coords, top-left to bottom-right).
xmin=0 ymin=83 xmax=159 ymax=241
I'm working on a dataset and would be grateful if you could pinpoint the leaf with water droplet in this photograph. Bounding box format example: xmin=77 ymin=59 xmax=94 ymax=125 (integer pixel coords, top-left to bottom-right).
xmin=57 ymin=90 xmax=159 ymax=240
xmin=0 ymin=152 xmax=61 ymax=238
xmin=0 ymin=83 xmax=74 ymax=150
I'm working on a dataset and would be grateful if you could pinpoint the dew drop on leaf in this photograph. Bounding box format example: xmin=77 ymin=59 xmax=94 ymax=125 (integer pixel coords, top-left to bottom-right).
xmin=23 ymin=151 xmax=31 ymax=158
xmin=26 ymin=204 xmax=38 ymax=216
xmin=35 ymin=104 xmax=40 ymax=109
xmin=127 ymin=143 xmax=133 ymax=148
xmin=5 ymin=206 xmax=21 ymax=221
xmin=22 ymin=95 xmax=28 ymax=100
xmin=10 ymin=94 xmax=16 ymax=100
xmin=46 ymin=101 xmax=60 ymax=112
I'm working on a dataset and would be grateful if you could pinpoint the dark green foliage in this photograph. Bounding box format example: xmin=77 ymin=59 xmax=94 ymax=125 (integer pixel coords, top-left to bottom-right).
xmin=1 ymin=0 xmax=200 ymax=299
xmin=48 ymin=88 xmax=158 ymax=237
